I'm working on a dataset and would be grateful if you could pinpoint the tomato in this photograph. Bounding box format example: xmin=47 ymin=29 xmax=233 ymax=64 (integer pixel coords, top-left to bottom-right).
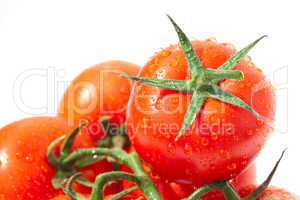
xmin=127 ymin=39 xmax=275 ymax=185
xmin=238 ymin=186 xmax=297 ymax=200
xmin=0 ymin=117 xmax=72 ymax=200
xmin=169 ymin=163 xmax=256 ymax=199
xmin=122 ymin=152 xmax=255 ymax=200
xmin=58 ymin=60 xmax=139 ymax=142
xmin=259 ymin=187 xmax=297 ymax=200
xmin=0 ymin=117 xmax=116 ymax=199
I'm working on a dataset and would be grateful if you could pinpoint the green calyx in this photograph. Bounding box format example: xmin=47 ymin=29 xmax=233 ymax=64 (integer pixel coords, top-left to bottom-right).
xmin=123 ymin=15 xmax=266 ymax=141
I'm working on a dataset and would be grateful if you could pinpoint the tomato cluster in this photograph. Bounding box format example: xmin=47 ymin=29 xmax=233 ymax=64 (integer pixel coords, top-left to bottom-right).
xmin=0 ymin=17 xmax=294 ymax=200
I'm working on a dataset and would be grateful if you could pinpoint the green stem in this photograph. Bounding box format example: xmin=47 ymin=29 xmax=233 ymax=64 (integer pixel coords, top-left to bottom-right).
xmin=187 ymin=181 xmax=240 ymax=200
xmin=110 ymin=186 xmax=139 ymax=200
xmin=221 ymin=182 xmax=241 ymax=200
xmin=187 ymin=181 xmax=226 ymax=200
xmin=64 ymin=173 xmax=86 ymax=200
xmin=90 ymin=172 xmax=139 ymax=200
xmin=127 ymin=152 xmax=163 ymax=200
xmin=47 ymin=135 xmax=65 ymax=167
xmin=62 ymin=148 xmax=162 ymax=200
xmin=62 ymin=148 xmax=129 ymax=166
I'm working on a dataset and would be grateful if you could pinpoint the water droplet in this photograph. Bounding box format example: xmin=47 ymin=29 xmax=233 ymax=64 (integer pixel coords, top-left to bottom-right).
xmin=227 ymin=163 xmax=237 ymax=171
xmin=248 ymin=62 xmax=255 ymax=68
xmin=185 ymin=168 xmax=192 ymax=176
xmin=247 ymin=130 xmax=254 ymax=136
xmin=25 ymin=155 xmax=34 ymax=163
xmin=256 ymin=120 xmax=264 ymax=126
xmin=209 ymin=163 xmax=216 ymax=170
xmin=0 ymin=150 xmax=8 ymax=168
xmin=211 ymin=133 xmax=218 ymax=141
xmin=167 ymin=143 xmax=176 ymax=155
xmin=156 ymin=69 xmax=166 ymax=79
xmin=170 ymin=60 xmax=178 ymax=67
xmin=184 ymin=144 xmax=193 ymax=156
xmin=160 ymin=50 xmax=171 ymax=57
xmin=201 ymin=138 xmax=209 ymax=146
xmin=241 ymin=160 xmax=247 ymax=166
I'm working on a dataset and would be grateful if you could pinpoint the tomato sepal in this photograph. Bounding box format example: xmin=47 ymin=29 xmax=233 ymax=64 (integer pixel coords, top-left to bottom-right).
xmin=123 ymin=15 xmax=266 ymax=141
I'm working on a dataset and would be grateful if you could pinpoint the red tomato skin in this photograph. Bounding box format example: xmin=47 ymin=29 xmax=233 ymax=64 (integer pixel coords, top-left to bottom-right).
xmin=122 ymin=156 xmax=255 ymax=200
xmin=50 ymin=195 xmax=71 ymax=200
xmin=238 ymin=186 xmax=297 ymax=200
xmin=0 ymin=117 xmax=72 ymax=200
xmin=169 ymin=163 xmax=256 ymax=200
xmin=0 ymin=117 xmax=116 ymax=199
xmin=127 ymin=40 xmax=275 ymax=186
xmin=58 ymin=60 xmax=139 ymax=130
xmin=259 ymin=187 xmax=297 ymax=200
xmin=122 ymin=175 xmax=178 ymax=200
xmin=74 ymin=160 xmax=120 ymax=195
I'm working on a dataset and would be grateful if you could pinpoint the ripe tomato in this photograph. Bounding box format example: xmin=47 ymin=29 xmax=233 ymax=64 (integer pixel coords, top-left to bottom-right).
xmin=127 ymin=39 xmax=275 ymax=186
xmin=238 ymin=186 xmax=297 ymax=200
xmin=58 ymin=60 xmax=139 ymax=142
xmin=122 ymin=153 xmax=255 ymax=200
xmin=259 ymin=187 xmax=297 ymax=200
xmin=169 ymin=163 xmax=256 ymax=200
xmin=0 ymin=117 xmax=72 ymax=200
xmin=0 ymin=117 xmax=116 ymax=199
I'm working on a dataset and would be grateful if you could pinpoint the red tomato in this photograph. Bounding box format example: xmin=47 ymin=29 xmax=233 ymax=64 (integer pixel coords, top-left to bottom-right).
xmin=259 ymin=187 xmax=297 ymax=200
xmin=0 ymin=117 xmax=72 ymax=200
xmin=58 ymin=60 xmax=139 ymax=142
xmin=0 ymin=117 xmax=116 ymax=199
xmin=122 ymin=160 xmax=255 ymax=200
xmin=169 ymin=163 xmax=256 ymax=200
xmin=238 ymin=186 xmax=297 ymax=200
xmin=127 ymin=39 xmax=275 ymax=186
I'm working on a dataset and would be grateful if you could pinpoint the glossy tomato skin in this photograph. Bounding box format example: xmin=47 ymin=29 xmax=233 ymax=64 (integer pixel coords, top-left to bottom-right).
xmin=169 ymin=163 xmax=256 ymax=200
xmin=259 ymin=187 xmax=297 ymax=200
xmin=238 ymin=186 xmax=297 ymax=200
xmin=122 ymin=173 xmax=180 ymax=200
xmin=122 ymin=153 xmax=255 ymax=200
xmin=50 ymin=195 xmax=71 ymax=200
xmin=127 ymin=40 xmax=275 ymax=186
xmin=0 ymin=117 xmax=115 ymax=199
xmin=0 ymin=117 xmax=72 ymax=200
xmin=58 ymin=61 xmax=139 ymax=134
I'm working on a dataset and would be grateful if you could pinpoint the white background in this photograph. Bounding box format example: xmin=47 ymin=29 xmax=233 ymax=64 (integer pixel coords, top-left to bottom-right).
xmin=0 ymin=0 xmax=298 ymax=194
